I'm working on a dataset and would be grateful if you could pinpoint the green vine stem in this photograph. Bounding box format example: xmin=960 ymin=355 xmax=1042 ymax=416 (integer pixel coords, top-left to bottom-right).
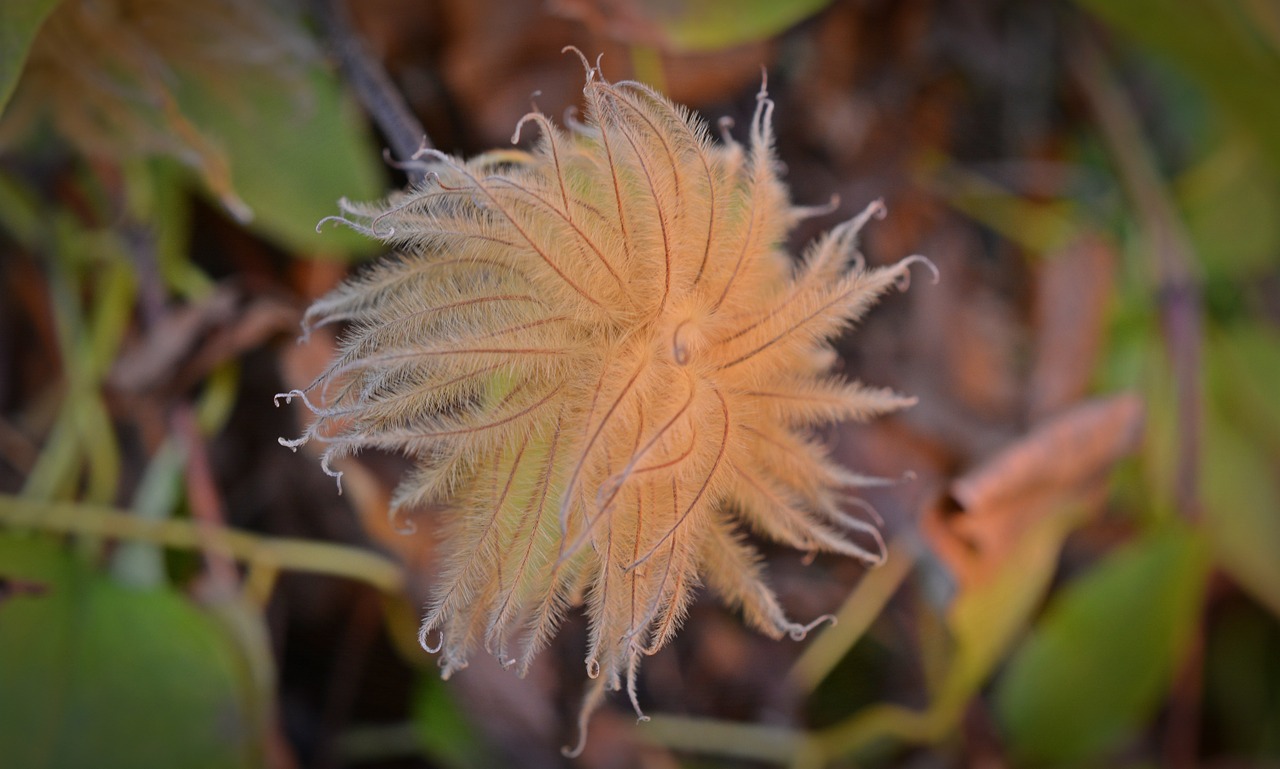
xmin=789 ymin=536 xmax=916 ymax=693
xmin=640 ymin=715 xmax=813 ymax=765
xmin=0 ymin=494 xmax=405 ymax=593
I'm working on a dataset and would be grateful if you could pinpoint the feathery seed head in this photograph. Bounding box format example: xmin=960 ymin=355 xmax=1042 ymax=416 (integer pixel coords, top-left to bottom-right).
xmin=281 ymin=51 xmax=932 ymax=753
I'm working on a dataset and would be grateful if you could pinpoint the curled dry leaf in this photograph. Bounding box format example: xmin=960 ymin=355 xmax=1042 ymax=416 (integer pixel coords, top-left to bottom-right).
xmin=280 ymin=53 xmax=932 ymax=750
xmin=924 ymin=393 xmax=1145 ymax=589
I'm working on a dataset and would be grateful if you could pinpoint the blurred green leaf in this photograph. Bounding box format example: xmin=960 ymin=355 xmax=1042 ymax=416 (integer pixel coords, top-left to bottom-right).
xmin=996 ymin=524 xmax=1209 ymax=765
xmin=22 ymin=228 xmax=133 ymax=504
xmin=924 ymin=155 xmax=1083 ymax=254
xmin=818 ymin=505 xmax=1087 ymax=759
xmin=1209 ymin=325 xmax=1280 ymax=455
xmin=0 ymin=533 xmax=258 ymax=769
xmin=1178 ymin=142 xmax=1280 ymax=278
xmin=655 ymin=0 xmax=834 ymax=52
xmin=197 ymin=361 xmax=242 ymax=434
xmin=175 ymin=67 xmax=383 ymax=257
xmin=1202 ymin=325 xmax=1280 ymax=618
xmin=947 ymin=509 xmax=1086 ymax=703
xmin=110 ymin=440 xmax=186 ymax=588
xmin=0 ymin=0 xmax=60 ymax=115
xmin=1202 ymin=412 xmax=1280 ymax=619
xmin=125 ymin=159 xmax=214 ymax=299
xmin=1078 ymin=0 xmax=1280 ymax=173
xmin=0 ymin=170 xmax=44 ymax=247
xmin=411 ymin=675 xmax=491 ymax=769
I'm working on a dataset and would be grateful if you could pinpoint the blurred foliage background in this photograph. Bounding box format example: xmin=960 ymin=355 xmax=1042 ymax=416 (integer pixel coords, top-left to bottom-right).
xmin=1 ymin=0 xmax=1277 ymax=768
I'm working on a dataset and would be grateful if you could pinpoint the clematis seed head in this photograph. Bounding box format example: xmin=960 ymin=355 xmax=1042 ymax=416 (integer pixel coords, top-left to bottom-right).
xmin=281 ymin=50 xmax=931 ymax=754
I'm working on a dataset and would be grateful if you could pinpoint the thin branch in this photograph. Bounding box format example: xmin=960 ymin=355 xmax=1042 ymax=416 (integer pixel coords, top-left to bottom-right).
xmin=0 ymin=494 xmax=405 ymax=593
xmin=639 ymin=715 xmax=812 ymax=765
xmin=1069 ymin=32 xmax=1204 ymax=520
xmin=311 ymin=0 xmax=430 ymax=185
xmin=174 ymin=406 xmax=239 ymax=590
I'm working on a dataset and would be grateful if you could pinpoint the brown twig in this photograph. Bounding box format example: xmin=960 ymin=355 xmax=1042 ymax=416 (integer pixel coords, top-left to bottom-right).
xmin=315 ymin=588 xmax=382 ymax=769
xmin=310 ymin=0 xmax=431 ymax=186
xmin=1163 ymin=601 xmax=1206 ymax=769
xmin=173 ymin=405 xmax=241 ymax=590
xmin=172 ymin=406 xmax=301 ymax=769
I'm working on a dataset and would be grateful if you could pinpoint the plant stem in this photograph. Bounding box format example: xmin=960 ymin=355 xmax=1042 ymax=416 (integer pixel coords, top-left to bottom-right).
xmin=311 ymin=0 xmax=430 ymax=185
xmin=640 ymin=714 xmax=811 ymax=765
xmin=1069 ymin=31 xmax=1204 ymax=521
xmin=789 ymin=536 xmax=916 ymax=693
xmin=0 ymin=494 xmax=404 ymax=593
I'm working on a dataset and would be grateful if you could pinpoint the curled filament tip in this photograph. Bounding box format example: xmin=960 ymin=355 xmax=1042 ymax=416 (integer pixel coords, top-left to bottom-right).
xmin=894 ymin=254 xmax=940 ymax=290
xmin=277 ymin=435 xmax=307 ymax=452
xmin=419 ymin=626 xmax=444 ymax=654
xmin=787 ymin=613 xmax=837 ymax=641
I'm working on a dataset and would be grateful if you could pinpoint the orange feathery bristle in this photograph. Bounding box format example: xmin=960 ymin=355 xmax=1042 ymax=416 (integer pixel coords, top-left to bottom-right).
xmin=278 ymin=49 xmax=934 ymax=755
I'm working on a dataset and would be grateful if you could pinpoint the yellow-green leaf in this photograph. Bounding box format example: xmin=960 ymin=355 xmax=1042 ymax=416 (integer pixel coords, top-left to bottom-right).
xmin=174 ymin=66 xmax=384 ymax=257
xmin=1078 ymin=0 xmax=1280 ymax=173
xmin=0 ymin=0 xmax=60 ymax=115
xmin=995 ymin=523 xmax=1209 ymax=765
xmin=656 ymin=0 xmax=834 ymax=52
xmin=1202 ymin=414 xmax=1280 ymax=619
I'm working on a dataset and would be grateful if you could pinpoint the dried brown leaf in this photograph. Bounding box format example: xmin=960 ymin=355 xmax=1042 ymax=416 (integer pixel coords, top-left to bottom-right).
xmin=924 ymin=393 xmax=1144 ymax=588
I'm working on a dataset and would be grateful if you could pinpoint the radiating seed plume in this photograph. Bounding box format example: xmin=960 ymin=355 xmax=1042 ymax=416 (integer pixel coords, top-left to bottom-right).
xmin=280 ymin=50 xmax=933 ymax=754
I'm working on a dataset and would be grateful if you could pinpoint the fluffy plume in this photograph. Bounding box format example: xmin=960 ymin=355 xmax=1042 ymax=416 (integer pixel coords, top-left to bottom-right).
xmin=279 ymin=50 xmax=932 ymax=754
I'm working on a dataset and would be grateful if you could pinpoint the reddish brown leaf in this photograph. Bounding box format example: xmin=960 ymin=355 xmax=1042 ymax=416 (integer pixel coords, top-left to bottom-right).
xmin=923 ymin=393 xmax=1144 ymax=588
